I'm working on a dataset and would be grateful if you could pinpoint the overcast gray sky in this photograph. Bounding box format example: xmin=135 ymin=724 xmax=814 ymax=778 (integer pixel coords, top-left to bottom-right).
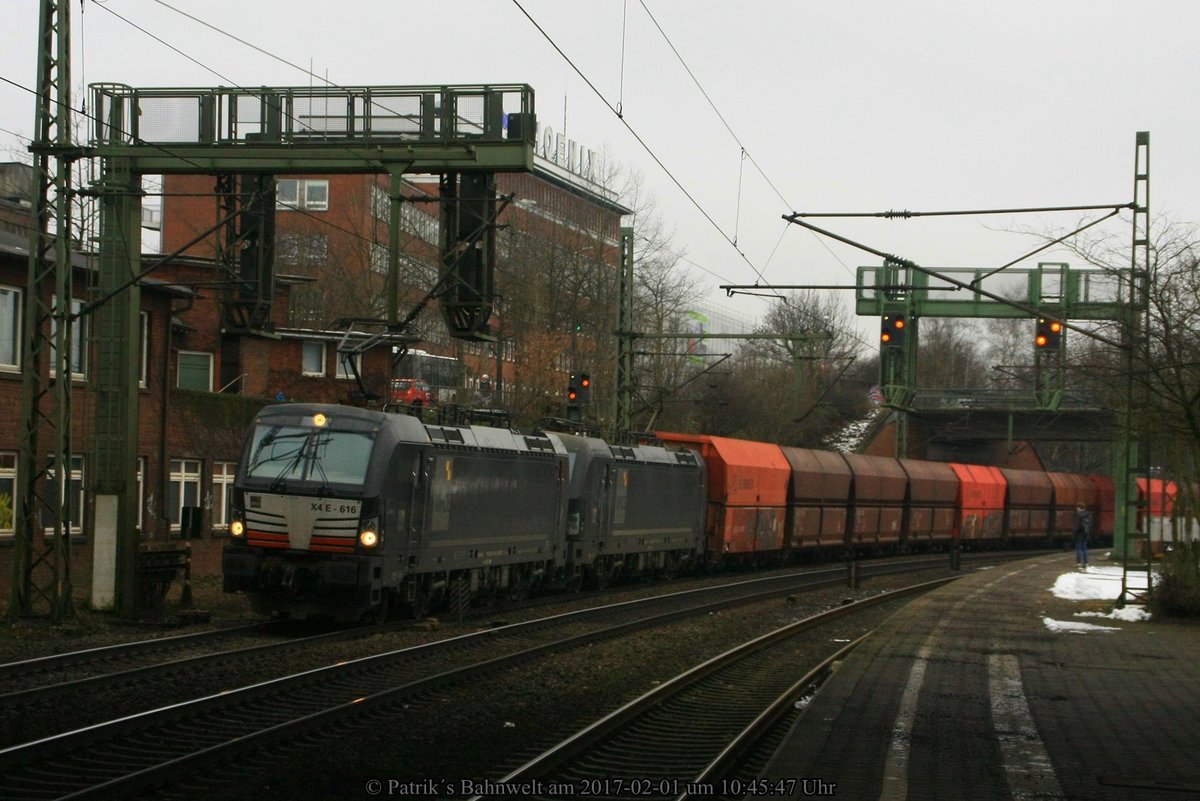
xmin=3 ymin=1 xmax=1197 ymax=341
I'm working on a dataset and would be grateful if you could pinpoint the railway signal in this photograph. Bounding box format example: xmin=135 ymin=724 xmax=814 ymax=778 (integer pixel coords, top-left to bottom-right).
xmin=1035 ymin=317 xmax=1063 ymax=350
xmin=567 ymin=373 xmax=581 ymax=406
xmin=881 ymin=313 xmax=907 ymax=347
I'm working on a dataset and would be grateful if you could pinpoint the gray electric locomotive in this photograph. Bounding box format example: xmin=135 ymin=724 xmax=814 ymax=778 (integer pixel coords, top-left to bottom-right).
xmin=223 ymin=403 xmax=570 ymax=620
xmin=548 ymin=432 xmax=707 ymax=587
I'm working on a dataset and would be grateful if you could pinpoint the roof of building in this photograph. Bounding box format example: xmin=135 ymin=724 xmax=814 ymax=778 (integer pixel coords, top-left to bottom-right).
xmin=0 ymin=229 xmax=200 ymax=298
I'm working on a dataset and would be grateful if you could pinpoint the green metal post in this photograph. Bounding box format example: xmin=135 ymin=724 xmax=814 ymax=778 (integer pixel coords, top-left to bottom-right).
xmin=1115 ymin=132 xmax=1151 ymax=560
xmin=614 ymin=227 xmax=635 ymax=440
xmin=92 ymin=156 xmax=143 ymax=616
xmin=387 ymin=172 xmax=402 ymax=326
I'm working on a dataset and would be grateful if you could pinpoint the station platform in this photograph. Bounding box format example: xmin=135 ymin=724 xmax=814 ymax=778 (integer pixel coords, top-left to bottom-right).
xmin=762 ymin=553 xmax=1200 ymax=800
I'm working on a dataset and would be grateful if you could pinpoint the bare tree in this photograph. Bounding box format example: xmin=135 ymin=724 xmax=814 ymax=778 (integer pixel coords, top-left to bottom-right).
xmin=915 ymin=318 xmax=991 ymax=389
xmin=1032 ymin=218 xmax=1200 ymax=494
xmin=702 ymin=291 xmax=866 ymax=446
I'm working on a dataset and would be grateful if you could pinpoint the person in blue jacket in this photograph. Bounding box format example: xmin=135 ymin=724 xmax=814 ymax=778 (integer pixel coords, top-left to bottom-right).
xmin=1073 ymin=502 xmax=1093 ymax=569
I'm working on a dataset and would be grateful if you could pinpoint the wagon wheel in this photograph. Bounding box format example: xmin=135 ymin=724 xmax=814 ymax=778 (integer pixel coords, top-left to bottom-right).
xmin=405 ymin=579 xmax=433 ymax=620
xmin=591 ymin=559 xmax=611 ymax=590
xmin=506 ymin=565 xmax=533 ymax=602
xmin=365 ymin=590 xmax=392 ymax=624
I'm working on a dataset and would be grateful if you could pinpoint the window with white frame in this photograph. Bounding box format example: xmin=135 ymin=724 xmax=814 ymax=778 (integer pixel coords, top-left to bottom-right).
xmin=168 ymin=459 xmax=202 ymax=531
xmin=139 ymin=312 xmax=149 ymax=389
xmin=211 ymin=461 xmax=236 ymax=529
xmin=335 ymin=350 xmax=361 ymax=380
xmin=302 ymin=340 xmax=326 ymax=376
xmin=42 ymin=454 xmax=84 ymax=535
xmin=177 ymin=351 xmax=213 ymax=391
xmin=0 ymin=451 xmax=15 ymax=537
xmin=136 ymin=456 xmax=145 ymax=531
xmin=0 ymin=286 xmax=20 ymax=373
xmin=50 ymin=297 xmax=86 ymax=379
xmin=276 ymin=178 xmax=329 ymax=211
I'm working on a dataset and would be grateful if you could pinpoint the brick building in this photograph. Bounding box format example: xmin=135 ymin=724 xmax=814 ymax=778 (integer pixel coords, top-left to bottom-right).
xmin=1 ymin=135 xmax=628 ymax=609
xmin=0 ymin=223 xmax=393 ymax=609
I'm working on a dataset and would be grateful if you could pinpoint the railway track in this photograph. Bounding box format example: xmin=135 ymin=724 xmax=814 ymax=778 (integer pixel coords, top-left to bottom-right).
xmin=0 ymin=620 xmax=280 ymax=688
xmin=0 ymin=559 xmax=950 ymax=801
xmin=469 ymin=578 xmax=954 ymax=801
xmin=0 ymin=618 xmax=422 ymax=747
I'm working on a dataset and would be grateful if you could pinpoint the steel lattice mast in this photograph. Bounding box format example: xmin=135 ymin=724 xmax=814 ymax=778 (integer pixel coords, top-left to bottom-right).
xmin=11 ymin=0 xmax=76 ymax=619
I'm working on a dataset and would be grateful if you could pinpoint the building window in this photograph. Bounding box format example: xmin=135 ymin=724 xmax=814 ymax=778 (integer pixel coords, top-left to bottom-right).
xmin=139 ymin=312 xmax=149 ymax=389
xmin=177 ymin=351 xmax=213 ymax=391
xmin=0 ymin=286 xmax=20 ymax=373
xmin=278 ymin=233 xmax=329 ymax=265
xmin=0 ymin=452 xmax=15 ymax=537
xmin=336 ymin=350 xmax=361 ymax=380
xmin=50 ymin=298 xmax=86 ymax=380
xmin=168 ymin=459 xmax=201 ymax=531
xmin=276 ymin=178 xmax=329 ymax=212
xmin=42 ymin=454 xmax=84 ymax=535
xmin=211 ymin=461 xmax=235 ymax=529
xmin=136 ymin=456 xmax=145 ymax=531
xmin=370 ymin=183 xmax=391 ymax=222
xmin=370 ymin=242 xmax=388 ymax=275
xmin=302 ymin=340 xmax=326 ymax=376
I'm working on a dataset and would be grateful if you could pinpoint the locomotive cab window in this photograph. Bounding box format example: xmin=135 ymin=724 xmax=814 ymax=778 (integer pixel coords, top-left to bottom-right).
xmin=243 ymin=424 xmax=374 ymax=487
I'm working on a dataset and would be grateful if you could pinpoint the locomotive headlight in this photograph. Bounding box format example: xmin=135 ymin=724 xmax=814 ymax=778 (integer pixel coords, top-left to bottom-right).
xmin=230 ymin=519 xmax=245 ymax=537
xmin=358 ymin=517 xmax=380 ymax=548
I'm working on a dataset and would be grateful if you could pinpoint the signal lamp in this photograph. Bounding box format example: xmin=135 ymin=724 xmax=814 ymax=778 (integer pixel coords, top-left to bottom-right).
xmin=881 ymin=313 xmax=907 ymax=347
xmin=359 ymin=529 xmax=378 ymax=548
xmin=1035 ymin=317 xmax=1063 ymax=350
xmin=567 ymin=371 xmax=581 ymax=406
xmin=230 ymin=519 xmax=245 ymax=537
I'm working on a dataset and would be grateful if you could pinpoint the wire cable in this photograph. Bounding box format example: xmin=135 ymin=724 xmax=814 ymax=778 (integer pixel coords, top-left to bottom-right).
xmin=617 ymin=0 xmax=628 ymax=117
xmin=632 ymin=1 xmax=857 ymax=283
xmin=511 ymin=0 xmax=774 ymax=292
xmin=636 ymin=0 xmax=795 ymax=212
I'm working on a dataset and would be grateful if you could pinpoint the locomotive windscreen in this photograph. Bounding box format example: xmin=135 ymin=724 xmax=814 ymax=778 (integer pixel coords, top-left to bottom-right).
xmin=243 ymin=424 xmax=374 ymax=487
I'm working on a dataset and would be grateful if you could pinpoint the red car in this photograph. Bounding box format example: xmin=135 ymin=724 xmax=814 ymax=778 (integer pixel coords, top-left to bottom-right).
xmin=390 ymin=378 xmax=432 ymax=407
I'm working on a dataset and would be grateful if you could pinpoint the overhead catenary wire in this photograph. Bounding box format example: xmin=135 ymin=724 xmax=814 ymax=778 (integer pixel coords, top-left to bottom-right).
xmin=510 ymin=0 xmax=774 ymax=292
xmin=81 ymin=4 xmax=450 ymax=280
xmin=781 ymin=213 xmax=1128 ymax=351
xmin=617 ymin=0 xmax=628 ymax=117
xmin=633 ymin=1 xmax=861 ymax=283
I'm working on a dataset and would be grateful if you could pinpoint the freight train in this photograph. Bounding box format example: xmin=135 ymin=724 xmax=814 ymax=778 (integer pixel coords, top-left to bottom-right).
xmin=223 ymin=403 xmax=1120 ymax=621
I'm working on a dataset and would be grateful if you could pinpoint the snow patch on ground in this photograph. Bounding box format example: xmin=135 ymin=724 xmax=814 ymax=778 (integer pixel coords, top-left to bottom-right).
xmin=1045 ymin=558 xmax=1154 ymax=630
xmin=1042 ymin=617 xmax=1121 ymax=634
xmin=1049 ymin=562 xmax=1151 ymax=601
xmin=1076 ymin=606 xmax=1153 ymax=622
